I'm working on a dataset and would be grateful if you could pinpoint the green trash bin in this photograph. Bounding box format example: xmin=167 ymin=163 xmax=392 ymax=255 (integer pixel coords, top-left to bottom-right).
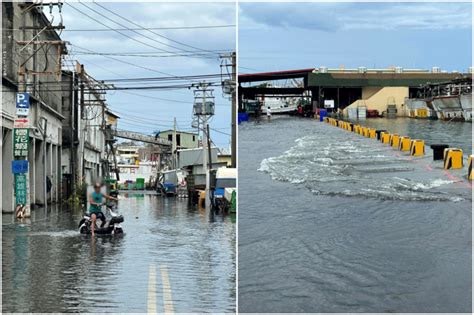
xmin=230 ymin=190 xmax=236 ymax=213
xmin=136 ymin=178 xmax=145 ymax=190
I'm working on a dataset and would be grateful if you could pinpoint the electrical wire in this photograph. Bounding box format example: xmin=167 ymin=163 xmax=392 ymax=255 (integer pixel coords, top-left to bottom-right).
xmin=70 ymin=43 xmax=205 ymax=79
xmin=93 ymin=2 xmax=222 ymax=54
xmin=2 ymin=25 xmax=235 ymax=32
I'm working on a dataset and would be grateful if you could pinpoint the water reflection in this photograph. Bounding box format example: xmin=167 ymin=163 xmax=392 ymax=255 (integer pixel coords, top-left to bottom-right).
xmin=3 ymin=193 xmax=235 ymax=313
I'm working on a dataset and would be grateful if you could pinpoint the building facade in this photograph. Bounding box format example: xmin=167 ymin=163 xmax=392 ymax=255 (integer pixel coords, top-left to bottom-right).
xmin=158 ymin=130 xmax=199 ymax=149
xmin=2 ymin=2 xmax=116 ymax=213
xmin=2 ymin=2 xmax=65 ymax=211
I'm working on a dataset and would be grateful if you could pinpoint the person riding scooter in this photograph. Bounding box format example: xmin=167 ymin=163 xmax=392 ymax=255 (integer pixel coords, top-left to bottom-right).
xmin=89 ymin=182 xmax=118 ymax=236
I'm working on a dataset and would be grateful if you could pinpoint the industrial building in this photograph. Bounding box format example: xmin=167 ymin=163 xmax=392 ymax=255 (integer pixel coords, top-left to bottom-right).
xmin=158 ymin=130 xmax=199 ymax=149
xmin=239 ymin=66 xmax=472 ymax=117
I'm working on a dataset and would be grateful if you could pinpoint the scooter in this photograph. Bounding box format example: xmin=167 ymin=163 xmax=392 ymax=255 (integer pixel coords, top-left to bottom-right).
xmin=78 ymin=203 xmax=124 ymax=235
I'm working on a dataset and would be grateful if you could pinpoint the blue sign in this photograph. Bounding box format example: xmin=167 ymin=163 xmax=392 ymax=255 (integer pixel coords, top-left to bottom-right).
xmin=16 ymin=93 xmax=30 ymax=116
xmin=12 ymin=160 xmax=28 ymax=174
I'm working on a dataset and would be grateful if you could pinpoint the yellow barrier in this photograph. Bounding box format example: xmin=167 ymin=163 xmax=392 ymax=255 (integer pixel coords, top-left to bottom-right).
xmin=399 ymin=136 xmax=411 ymax=151
xmin=361 ymin=127 xmax=367 ymax=137
xmin=444 ymin=148 xmax=463 ymax=169
xmin=467 ymin=155 xmax=472 ymax=180
xmin=390 ymin=134 xmax=400 ymax=148
xmin=381 ymin=132 xmax=390 ymax=144
xmin=410 ymin=140 xmax=425 ymax=156
xmin=368 ymin=129 xmax=376 ymax=139
xmin=415 ymin=108 xmax=428 ymax=118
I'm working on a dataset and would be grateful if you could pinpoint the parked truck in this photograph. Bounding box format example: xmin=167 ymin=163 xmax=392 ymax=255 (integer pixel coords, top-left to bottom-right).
xmin=211 ymin=167 xmax=237 ymax=213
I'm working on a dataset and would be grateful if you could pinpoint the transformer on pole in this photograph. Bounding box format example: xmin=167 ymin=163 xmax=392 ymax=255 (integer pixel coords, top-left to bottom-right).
xmin=192 ymin=82 xmax=215 ymax=213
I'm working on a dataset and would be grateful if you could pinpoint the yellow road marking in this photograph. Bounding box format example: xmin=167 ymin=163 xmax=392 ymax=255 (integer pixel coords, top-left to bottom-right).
xmin=160 ymin=265 xmax=175 ymax=314
xmin=147 ymin=264 xmax=157 ymax=314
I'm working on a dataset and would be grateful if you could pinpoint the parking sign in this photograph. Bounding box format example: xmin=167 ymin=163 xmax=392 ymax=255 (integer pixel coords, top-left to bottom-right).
xmin=16 ymin=92 xmax=30 ymax=116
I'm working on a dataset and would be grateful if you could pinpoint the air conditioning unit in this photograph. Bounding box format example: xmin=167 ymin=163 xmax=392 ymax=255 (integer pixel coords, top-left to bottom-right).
xmin=395 ymin=66 xmax=403 ymax=73
xmin=319 ymin=66 xmax=328 ymax=73
xmin=358 ymin=66 xmax=367 ymax=73
xmin=431 ymin=66 xmax=441 ymax=73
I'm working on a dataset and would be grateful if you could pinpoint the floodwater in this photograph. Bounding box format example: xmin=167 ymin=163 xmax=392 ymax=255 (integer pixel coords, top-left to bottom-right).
xmin=238 ymin=116 xmax=472 ymax=313
xmin=2 ymin=192 xmax=236 ymax=313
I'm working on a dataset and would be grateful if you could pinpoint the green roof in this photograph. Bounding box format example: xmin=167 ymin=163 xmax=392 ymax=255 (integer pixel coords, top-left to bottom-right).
xmin=307 ymin=72 xmax=471 ymax=87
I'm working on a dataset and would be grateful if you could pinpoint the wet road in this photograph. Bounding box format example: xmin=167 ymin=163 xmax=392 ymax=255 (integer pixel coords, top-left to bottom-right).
xmin=2 ymin=191 xmax=236 ymax=313
xmin=239 ymin=116 xmax=471 ymax=313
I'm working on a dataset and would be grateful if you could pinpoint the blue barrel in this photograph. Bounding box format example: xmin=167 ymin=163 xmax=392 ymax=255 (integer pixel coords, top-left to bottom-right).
xmin=238 ymin=112 xmax=249 ymax=124
xmin=319 ymin=109 xmax=327 ymax=122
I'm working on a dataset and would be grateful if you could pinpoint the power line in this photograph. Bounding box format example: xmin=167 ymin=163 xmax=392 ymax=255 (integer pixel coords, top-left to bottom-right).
xmin=93 ymin=2 xmax=219 ymax=54
xmin=21 ymin=73 xmax=224 ymax=85
xmin=71 ymin=50 xmax=229 ymax=59
xmin=209 ymin=127 xmax=231 ymax=136
xmin=74 ymin=2 xmax=222 ymax=57
xmin=66 ymin=2 xmax=191 ymax=56
xmin=70 ymin=43 xmax=211 ymax=79
xmin=2 ymin=25 xmax=236 ymax=32
xmin=111 ymin=110 xmax=193 ymax=123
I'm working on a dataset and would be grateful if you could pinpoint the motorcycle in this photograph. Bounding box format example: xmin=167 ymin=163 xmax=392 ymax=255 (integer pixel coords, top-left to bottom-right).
xmin=78 ymin=203 xmax=124 ymax=235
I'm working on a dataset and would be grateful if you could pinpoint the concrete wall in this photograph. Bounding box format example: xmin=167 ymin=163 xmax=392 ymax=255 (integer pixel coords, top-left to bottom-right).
xmin=344 ymin=86 xmax=409 ymax=117
xmin=117 ymin=163 xmax=157 ymax=183
xmin=159 ymin=131 xmax=198 ymax=149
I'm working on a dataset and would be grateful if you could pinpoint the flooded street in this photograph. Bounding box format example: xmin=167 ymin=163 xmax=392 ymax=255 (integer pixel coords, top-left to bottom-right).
xmin=2 ymin=192 xmax=236 ymax=313
xmin=239 ymin=117 xmax=471 ymax=313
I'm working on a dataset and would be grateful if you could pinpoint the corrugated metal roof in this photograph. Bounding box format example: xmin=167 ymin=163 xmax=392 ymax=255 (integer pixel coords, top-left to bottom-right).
xmin=307 ymin=72 xmax=471 ymax=87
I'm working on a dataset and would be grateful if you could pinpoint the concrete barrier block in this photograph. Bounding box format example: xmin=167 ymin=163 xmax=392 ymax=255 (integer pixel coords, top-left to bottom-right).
xmin=444 ymin=148 xmax=463 ymax=170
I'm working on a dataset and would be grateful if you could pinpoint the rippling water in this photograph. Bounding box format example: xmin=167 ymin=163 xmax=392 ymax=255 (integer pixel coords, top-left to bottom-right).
xmin=239 ymin=117 xmax=471 ymax=313
xmin=2 ymin=192 xmax=236 ymax=313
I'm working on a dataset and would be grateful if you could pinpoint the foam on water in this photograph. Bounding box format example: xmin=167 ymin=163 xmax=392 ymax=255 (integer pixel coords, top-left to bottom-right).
xmin=28 ymin=230 xmax=80 ymax=238
xmin=258 ymin=134 xmax=468 ymax=202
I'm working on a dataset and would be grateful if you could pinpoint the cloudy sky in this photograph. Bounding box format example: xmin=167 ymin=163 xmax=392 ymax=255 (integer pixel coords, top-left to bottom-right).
xmin=55 ymin=2 xmax=235 ymax=147
xmin=239 ymin=2 xmax=472 ymax=73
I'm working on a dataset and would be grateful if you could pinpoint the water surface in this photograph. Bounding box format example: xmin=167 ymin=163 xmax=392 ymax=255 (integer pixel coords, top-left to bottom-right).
xmin=2 ymin=192 xmax=236 ymax=313
xmin=238 ymin=117 xmax=471 ymax=313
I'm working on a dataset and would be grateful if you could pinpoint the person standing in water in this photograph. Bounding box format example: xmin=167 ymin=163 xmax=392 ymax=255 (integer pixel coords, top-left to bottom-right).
xmin=89 ymin=182 xmax=118 ymax=236
xmin=266 ymin=106 xmax=272 ymax=121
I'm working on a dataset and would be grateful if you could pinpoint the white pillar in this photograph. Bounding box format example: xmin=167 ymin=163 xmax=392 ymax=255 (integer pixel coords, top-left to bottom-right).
xmin=2 ymin=128 xmax=14 ymax=212
xmin=34 ymin=139 xmax=45 ymax=205
xmin=30 ymin=137 xmax=36 ymax=206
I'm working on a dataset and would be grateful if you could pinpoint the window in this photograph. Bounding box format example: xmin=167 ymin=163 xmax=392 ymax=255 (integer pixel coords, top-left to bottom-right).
xmin=177 ymin=134 xmax=181 ymax=146
xmin=193 ymin=135 xmax=196 ymax=142
xmin=168 ymin=134 xmax=172 ymax=141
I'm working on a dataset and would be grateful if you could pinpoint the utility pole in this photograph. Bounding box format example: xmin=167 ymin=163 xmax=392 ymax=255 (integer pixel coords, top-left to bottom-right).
xmin=172 ymin=117 xmax=177 ymax=169
xmin=203 ymin=91 xmax=211 ymax=211
xmin=192 ymin=82 xmax=215 ymax=213
xmin=231 ymin=52 xmax=236 ymax=168
xmin=219 ymin=52 xmax=237 ymax=168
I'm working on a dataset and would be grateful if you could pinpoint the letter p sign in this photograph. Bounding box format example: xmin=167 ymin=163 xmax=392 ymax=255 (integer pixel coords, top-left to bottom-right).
xmin=16 ymin=92 xmax=30 ymax=116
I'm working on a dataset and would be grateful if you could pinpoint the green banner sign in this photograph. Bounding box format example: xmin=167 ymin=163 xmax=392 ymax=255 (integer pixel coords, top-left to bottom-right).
xmin=14 ymin=173 xmax=27 ymax=205
xmin=13 ymin=128 xmax=29 ymax=157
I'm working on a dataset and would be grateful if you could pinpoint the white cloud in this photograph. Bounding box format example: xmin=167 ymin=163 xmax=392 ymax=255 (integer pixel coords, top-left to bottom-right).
xmin=47 ymin=2 xmax=235 ymax=145
xmin=239 ymin=2 xmax=472 ymax=31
